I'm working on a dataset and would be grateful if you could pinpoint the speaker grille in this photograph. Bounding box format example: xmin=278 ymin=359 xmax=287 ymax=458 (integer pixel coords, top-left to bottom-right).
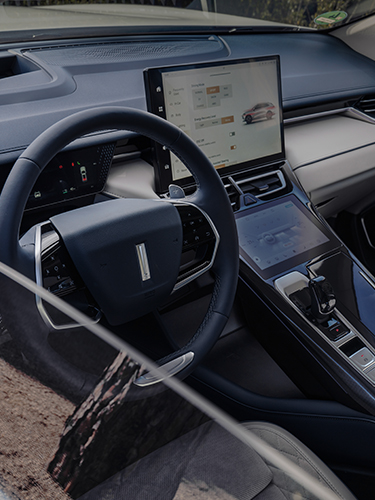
xmin=27 ymin=38 xmax=226 ymax=66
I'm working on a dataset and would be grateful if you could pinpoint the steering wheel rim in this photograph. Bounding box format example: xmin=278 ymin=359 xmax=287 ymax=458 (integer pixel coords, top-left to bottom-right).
xmin=0 ymin=106 xmax=239 ymax=400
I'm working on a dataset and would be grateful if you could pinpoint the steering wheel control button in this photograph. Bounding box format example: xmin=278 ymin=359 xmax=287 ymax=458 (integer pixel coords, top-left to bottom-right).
xmin=36 ymin=223 xmax=102 ymax=330
xmin=42 ymin=245 xmax=77 ymax=297
xmin=350 ymin=348 xmax=375 ymax=369
xmin=178 ymin=205 xmax=216 ymax=250
xmin=173 ymin=203 xmax=220 ymax=291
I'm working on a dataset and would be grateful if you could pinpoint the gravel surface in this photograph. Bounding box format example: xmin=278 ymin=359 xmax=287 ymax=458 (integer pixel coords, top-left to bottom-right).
xmin=0 ymin=357 xmax=74 ymax=500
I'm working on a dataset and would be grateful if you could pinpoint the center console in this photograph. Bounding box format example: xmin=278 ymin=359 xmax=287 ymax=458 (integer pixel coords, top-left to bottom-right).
xmin=235 ymin=189 xmax=375 ymax=391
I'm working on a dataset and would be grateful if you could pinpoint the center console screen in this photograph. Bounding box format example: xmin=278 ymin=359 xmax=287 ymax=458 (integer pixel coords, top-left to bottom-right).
xmin=145 ymin=56 xmax=284 ymax=192
xmin=236 ymin=195 xmax=341 ymax=279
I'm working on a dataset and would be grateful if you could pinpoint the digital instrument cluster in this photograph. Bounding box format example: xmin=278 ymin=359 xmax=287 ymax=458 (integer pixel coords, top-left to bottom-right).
xmin=26 ymin=143 xmax=115 ymax=210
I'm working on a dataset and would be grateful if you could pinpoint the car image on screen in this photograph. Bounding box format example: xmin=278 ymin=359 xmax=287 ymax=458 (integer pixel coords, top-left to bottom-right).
xmin=242 ymin=102 xmax=276 ymax=124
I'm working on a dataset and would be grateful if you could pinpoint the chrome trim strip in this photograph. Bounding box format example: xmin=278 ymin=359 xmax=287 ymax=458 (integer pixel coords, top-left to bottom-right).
xmin=284 ymin=106 xmax=375 ymax=125
xmin=133 ymin=351 xmax=194 ymax=387
xmin=344 ymin=107 xmax=375 ymax=124
xmin=359 ymin=270 xmax=375 ymax=290
xmin=136 ymin=242 xmax=151 ymax=281
xmin=361 ymin=217 xmax=375 ymax=250
xmin=35 ymin=222 xmax=101 ymax=331
xmin=224 ymin=170 xmax=286 ymax=200
xmin=227 ymin=176 xmax=244 ymax=195
xmin=239 ymin=170 xmax=286 ymax=198
xmin=168 ymin=200 xmax=220 ymax=292
xmin=285 ymin=107 xmax=349 ymax=124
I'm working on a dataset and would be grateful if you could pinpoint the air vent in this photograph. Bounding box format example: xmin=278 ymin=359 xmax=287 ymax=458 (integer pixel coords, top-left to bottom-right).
xmin=356 ymin=95 xmax=375 ymax=115
xmin=223 ymin=169 xmax=287 ymax=210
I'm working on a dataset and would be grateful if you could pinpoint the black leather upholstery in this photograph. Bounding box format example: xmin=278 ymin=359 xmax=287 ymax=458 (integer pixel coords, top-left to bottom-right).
xmin=79 ymin=421 xmax=356 ymax=500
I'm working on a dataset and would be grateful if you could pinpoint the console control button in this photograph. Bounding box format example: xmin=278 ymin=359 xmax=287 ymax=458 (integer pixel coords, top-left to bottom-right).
xmin=321 ymin=318 xmax=350 ymax=341
xmin=365 ymin=367 xmax=375 ymax=383
xmin=350 ymin=348 xmax=375 ymax=369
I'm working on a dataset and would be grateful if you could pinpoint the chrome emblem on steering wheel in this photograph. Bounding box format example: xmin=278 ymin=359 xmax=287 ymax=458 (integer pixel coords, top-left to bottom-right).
xmin=136 ymin=242 xmax=151 ymax=281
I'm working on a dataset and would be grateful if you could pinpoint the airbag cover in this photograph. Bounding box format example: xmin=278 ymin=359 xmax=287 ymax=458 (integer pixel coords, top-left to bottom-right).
xmin=50 ymin=198 xmax=182 ymax=325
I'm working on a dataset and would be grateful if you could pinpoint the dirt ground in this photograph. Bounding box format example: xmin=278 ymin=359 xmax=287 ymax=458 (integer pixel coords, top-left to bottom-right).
xmin=0 ymin=356 xmax=74 ymax=500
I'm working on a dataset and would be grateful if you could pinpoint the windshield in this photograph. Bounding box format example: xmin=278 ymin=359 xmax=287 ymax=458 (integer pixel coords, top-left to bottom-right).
xmin=0 ymin=0 xmax=373 ymax=41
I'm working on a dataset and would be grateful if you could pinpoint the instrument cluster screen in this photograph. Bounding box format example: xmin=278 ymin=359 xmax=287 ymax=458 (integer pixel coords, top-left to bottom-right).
xmin=26 ymin=143 xmax=114 ymax=210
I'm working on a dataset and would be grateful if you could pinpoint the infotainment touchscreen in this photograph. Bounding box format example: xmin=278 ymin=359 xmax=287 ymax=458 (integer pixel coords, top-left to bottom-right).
xmin=144 ymin=56 xmax=284 ymax=192
xmin=236 ymin=195 xmax=340 ymax=279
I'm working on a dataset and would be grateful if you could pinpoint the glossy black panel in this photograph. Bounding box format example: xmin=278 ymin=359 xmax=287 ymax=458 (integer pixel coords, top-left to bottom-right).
xmin=310 ymin=252 xmax=375 ymax=342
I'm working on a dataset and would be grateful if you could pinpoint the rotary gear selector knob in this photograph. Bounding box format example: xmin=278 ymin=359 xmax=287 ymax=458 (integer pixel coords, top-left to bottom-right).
xmin=308 ymin=276 xmax=336 ymax=322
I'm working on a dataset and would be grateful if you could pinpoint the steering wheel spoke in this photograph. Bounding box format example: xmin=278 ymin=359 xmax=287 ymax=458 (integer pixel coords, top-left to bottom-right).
xmin=35 ymin=222 xmax=101 ymax=330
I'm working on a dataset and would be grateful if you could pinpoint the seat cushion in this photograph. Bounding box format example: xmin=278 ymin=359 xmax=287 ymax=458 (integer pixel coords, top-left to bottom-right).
xmin=78 ymin=421 xmax=356 ymax=500
xmin=245 ymin=422 xmax=357 ymax=500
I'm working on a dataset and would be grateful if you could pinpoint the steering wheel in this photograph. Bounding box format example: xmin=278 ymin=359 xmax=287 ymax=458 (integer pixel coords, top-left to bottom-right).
xmin=0 ymin=107 xmax=239 ymax=401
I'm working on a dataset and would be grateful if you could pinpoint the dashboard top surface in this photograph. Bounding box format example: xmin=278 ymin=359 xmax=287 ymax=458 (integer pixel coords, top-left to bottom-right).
xmin=0 ymin=31 xmax=374 ymax=159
